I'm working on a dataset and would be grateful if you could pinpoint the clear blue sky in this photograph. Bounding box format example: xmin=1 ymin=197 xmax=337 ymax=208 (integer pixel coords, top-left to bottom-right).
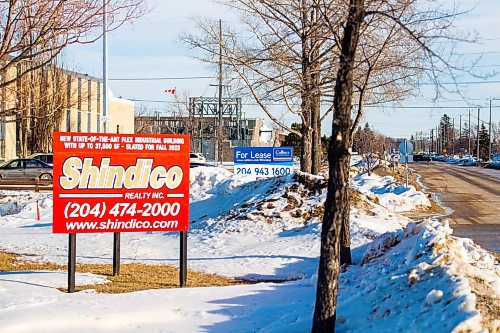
xmin=63 ymin=0 xmax=500 ymax=139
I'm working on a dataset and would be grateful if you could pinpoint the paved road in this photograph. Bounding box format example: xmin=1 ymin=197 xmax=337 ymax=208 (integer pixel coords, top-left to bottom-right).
xmin=411 ymin=162 xmax=499 ymax=252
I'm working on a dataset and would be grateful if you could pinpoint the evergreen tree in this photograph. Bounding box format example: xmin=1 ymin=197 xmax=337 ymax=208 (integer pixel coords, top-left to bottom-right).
xmin=478 ymin=123 xmax=490 ymax=161
xmin=439 ymin=114 xmax=453 ymax=154
xmin=281 ymin=123 xmax=303 ymax=156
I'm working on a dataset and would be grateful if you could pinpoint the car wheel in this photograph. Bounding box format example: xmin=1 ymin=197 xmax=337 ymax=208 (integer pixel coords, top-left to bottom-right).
xmin=39 ymin=173 xmax=52 ymax=180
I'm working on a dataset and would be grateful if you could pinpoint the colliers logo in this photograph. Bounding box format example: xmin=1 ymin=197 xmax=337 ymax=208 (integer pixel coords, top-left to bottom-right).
xmin=273 ymin=148 xmax=293 ymax=161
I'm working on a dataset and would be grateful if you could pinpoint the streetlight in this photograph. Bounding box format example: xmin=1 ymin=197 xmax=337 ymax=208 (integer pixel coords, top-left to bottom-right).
xmin=103 ymin=0 xmax=108 ymax=134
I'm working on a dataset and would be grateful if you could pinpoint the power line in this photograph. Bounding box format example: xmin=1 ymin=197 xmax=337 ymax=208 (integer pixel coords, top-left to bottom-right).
xmin=420 ymin=80 xmax=500 ymax=85
xmin=110 ymin=74 xmax=500 ymax=85
xmin=129 ymin=98 xmax=500 ymax=109
xmin=109 ymin=76 xmax=213 ymax=81
xmin=455 ymin=51 xmax=500 ymax=55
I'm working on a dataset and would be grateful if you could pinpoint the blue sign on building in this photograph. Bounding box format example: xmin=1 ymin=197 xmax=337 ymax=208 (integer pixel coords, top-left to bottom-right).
xmin=234 ymin=147 xmax=294 ymax=177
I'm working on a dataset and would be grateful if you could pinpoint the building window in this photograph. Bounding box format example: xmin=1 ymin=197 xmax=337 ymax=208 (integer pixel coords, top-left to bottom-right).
xmin=87 ymin=112 xmax=91 ymax=133
xmin=66 ymin=109 xmax=71 ymax=132
xmin=77 ymin=111 xmax=81 ymax=132
xmin=116 ymin=125 xmax=120 ymax=134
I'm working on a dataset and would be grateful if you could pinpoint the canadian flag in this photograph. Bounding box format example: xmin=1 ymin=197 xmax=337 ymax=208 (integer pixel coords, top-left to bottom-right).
xmin=165 ymin=88 xmax=176 ymax=95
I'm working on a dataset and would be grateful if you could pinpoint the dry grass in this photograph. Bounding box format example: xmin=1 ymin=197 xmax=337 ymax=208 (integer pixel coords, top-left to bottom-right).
xmin=0 ymin=251 xmax=246 ymax=294
xmin=349 ymin=189 xmax=373 ymax=211
xmin=373 ymin=163 xmax=421 ymax=190
xmin=0 ymin=251 xmax=63 ymax=271
xmin=75 ymin=263 xmax=246 ymax=293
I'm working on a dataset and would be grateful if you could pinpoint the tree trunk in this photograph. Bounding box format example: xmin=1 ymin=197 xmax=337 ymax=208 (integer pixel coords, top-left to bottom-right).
xmin=301 ymin=123 xmax=313 ymax=173
xmin=311 ymin=5 xmax=322 ymax=175
xmin=312 ymin=0 xmax=364 ymax=331
xmin=311 ymin=93 xmax=321 ymax=175
xmin=340 ymin=203 xmax=352 ymax=266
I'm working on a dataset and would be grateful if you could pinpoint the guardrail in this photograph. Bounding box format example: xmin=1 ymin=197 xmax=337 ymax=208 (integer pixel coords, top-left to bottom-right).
xmin=0 ymin=179 xmax=53 ymax=191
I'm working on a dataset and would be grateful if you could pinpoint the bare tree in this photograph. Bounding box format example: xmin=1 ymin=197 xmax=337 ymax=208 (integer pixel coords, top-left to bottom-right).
xmin=19 ymin=64 xmax=67 ymax=155
xmin=314 ymin=0 xmax=474 ymax=330
xmin=313 ymin=1 xmax=365 ymax=330
xmin=353 ymin=123 xmax=385 ymax=175
xmin=134 ymin=105 xmax=156 ymax=134
xmin=167 ymin=91 xmax=193 ymax=134
xmin=182 ymin=0 xmax=474 ymax=175
xmin=182 ymin=2 xmax=344 ymax=174
xmin=0 ymin=0 xmax=145 ymax=89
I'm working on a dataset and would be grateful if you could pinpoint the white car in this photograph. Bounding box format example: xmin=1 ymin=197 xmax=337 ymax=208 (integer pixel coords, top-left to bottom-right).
xmin=190 ymin=153 xmax=206 ymax=163
xmin=28 ymin=153 xmax=53 ymax=166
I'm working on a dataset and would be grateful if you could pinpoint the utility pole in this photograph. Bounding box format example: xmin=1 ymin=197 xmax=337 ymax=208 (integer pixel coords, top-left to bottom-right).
xmin=103 ymin=0 xmax=119 ymax=277
xmin=468 ymin=110 xmax=471 ymax=156
xmin=420 ymin=131 xmax=424 ymax=153
xmin=477 ymin=108 xmax=480 ymax=161
xmin=452 ymin=118 xmax=455 ymax=155
xmin=489 ymin=98 xmax=493 ymax=161
xmin=215 ymin=19 xmax=223 ymax=164
xmin=430 ymin=129 xmax=434 ymax=154
xmin=436 ymin=126 xmax=439 ymax=154
xmin=459 ymin=115 xmax=462 ymax=156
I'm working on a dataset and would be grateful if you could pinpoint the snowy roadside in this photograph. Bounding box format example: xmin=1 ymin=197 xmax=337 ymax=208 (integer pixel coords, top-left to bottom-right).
xmin=0 ymin=167 xmax=497 ymax=332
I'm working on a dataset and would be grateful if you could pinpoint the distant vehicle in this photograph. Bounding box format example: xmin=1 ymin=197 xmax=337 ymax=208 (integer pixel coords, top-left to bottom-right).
xmin=28 ymin=153 xmax=53 ymax=166
xmin=0 ymin=158 xmax=53 ymax=180
xmin=190 ymin=153 xmax=206 ymax=163
xmin=486 ymin=161 xmax=500 ymax=170
xmin=457 ymin=158 xmax=477 ymax=166
xmin=413 ymin=154 xmax=431 ymax=162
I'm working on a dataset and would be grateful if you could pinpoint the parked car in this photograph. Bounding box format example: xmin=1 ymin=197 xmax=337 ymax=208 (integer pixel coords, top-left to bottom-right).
xmin=413 ymin=154 xmax=431 ymax=162
xmin=190 ymin=153 xmax=206 ymax=163
xmin=0 ymin=158 xmax=53 ymax=180
xmin=28 ymin=153 xmax=53 ymax=166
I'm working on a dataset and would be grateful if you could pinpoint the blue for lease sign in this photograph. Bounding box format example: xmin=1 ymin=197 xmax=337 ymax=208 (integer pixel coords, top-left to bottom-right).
xmin=234 ymin=147 xmax=294 ymax=177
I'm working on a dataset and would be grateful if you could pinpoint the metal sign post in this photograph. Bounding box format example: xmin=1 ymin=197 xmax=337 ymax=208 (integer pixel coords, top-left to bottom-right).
xmin=180 ymin=231 xmax=187 ymax=287
xmin=399 ymin=140 xmax=414 ymax=189
xmin=113 ymin=232 xmax=120 ymax=276
xmin=404 ymin=140 xmax=409 ymax=188
xmin=68 ymin=234 xmax=76 ymax=293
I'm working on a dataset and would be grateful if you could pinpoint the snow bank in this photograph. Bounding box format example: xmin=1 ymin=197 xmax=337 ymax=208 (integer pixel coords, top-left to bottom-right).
xmin=351 ymin=173 xmax=431 ymax=212
xmin=190 ymin=166 xmax=257 ymax=202
xmin=337 ymin=219 xmax=487 ymax=333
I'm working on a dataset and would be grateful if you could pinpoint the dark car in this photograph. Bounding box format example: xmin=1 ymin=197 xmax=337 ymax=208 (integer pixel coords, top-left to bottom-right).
xmin=0 ymin=158 xmax=53 ymax=180
xmin=413 ymin=154 xmax=431 ymax=162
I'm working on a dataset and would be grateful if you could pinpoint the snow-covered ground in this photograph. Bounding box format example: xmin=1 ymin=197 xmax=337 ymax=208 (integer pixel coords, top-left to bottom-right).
xmin=350 ymin=173 xmax=431 ymax=212
xmin=0 ymin=167 xmax=497 ymax=332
